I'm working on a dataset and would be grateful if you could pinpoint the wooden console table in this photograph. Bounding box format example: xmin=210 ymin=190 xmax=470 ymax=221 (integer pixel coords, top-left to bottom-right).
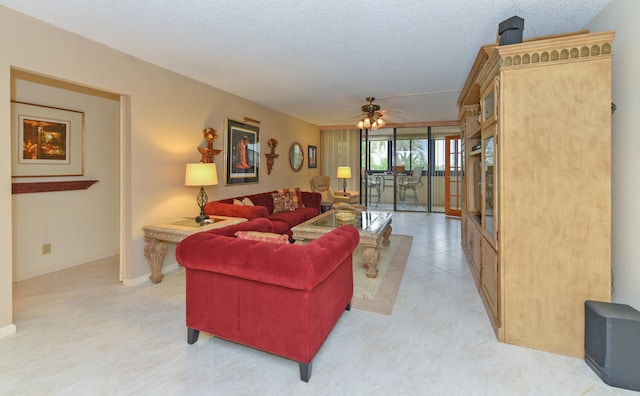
xmin=142 ymin=216 xmax=246 ymax=283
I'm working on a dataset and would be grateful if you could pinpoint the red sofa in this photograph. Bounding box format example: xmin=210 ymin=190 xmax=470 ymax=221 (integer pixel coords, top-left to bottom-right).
xmin=175 ymin=218 xmax=360 ymax=382
xmin=203 ymin=190 xmax=321 ymax=239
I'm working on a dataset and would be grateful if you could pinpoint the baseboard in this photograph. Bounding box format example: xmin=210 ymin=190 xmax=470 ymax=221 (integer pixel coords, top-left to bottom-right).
xmin=14 ymin=252 xmax=120 ymax=282
xmin=0 ymin=324 xmax=17 ymax=339
xmin=122 ymin=263 xmax=180 ymax=286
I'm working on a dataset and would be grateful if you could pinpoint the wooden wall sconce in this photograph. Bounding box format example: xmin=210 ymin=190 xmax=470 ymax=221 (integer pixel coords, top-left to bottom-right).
xmin=265 ymin=138 xmax=279 ymax=175
xmin=197 ymin=127 xmax=222 ymax=163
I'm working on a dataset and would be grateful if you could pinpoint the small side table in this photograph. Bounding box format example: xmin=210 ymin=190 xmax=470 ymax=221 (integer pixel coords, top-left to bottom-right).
xmin=142 ymin=216 xmax=247 ymax=283
xmin=334 ymin=191 xmax=360 ymax=204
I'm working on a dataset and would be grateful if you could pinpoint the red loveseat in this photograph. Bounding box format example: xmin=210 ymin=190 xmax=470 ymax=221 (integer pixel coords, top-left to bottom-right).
xmin=176 ymin=218 xmax=359 ymax=382
xmin=203 ymin=190 xmax=321 ymax=239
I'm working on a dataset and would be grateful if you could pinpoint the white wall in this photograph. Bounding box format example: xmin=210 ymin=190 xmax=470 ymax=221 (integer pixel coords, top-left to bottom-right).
xmin=11 ymin=72 xmax=120 ymax=281
xmin=0 ymin=6 xmax=319 ymax=336
xmin=585 ymin=0 xmax=640 ymax=309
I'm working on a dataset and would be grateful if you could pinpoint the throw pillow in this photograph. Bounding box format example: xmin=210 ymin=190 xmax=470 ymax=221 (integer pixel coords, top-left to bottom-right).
xmin=242 ymin=197 xmax=254 ymax=206
xmin=271 ymin=192 xmax=295 ymax=213
xmin=235 ymin=231 xmax=290 ymax=244
xmin=233 ymin=199 xmax=244 ymax=206
xmin=277 ymin=188 xmax=305 ymax=208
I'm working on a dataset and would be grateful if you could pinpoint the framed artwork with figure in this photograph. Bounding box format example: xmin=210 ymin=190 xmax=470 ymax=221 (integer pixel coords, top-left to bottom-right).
xmin=224 ymin=118 xmax=259 ymax=185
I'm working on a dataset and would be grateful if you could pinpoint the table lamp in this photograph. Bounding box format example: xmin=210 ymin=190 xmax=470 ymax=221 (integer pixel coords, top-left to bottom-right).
xmin=337 ymin=166 xmax=351 ymax=194
xmin=185 ymin=163 xmax=218 ymax=224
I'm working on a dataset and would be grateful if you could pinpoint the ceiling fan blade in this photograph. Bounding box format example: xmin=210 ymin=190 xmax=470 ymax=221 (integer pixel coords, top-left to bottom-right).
xmin=332 ymin=114 xmax=363 ymax=122
xmin=336 ymin=96 xmax=409 ymax=125
xmin=381 ymin=115 xmax=407 ymax=122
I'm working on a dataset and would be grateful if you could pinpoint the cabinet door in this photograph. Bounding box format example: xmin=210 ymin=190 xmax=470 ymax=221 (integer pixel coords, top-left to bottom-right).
xmin=481 ymin=237 xmax=499 ymax=324
xmin=461 ymin=211 xmax=468 ymax=251
xmin=481 ymin=80 xmax=498 ymax=127
xmin=461 ymin=142 xmax=466 ymax=209
xmin=469 ymin=221 xmax=481 ymax=285
xmin=481 ymin=124 xmax=497 ymax=243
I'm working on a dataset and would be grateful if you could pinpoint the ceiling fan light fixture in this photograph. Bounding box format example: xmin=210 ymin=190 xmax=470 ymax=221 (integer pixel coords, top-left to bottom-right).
xmin=356 ymin=97 xmax=387 ymax=130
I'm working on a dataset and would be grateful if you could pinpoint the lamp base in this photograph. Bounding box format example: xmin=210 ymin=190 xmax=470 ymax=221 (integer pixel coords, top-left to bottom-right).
xmin=195 ymin=209 xmax=209 ymax=225
xmin=195 ymin=214 xmax=209 ymax=223
xmin=195 ymin=187 xmax=209 ymax=225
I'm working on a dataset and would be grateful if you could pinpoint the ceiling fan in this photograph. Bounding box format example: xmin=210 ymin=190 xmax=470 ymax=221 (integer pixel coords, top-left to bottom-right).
xmin=356 ymin=97 xmax=389 ymax=130
xmin=336 ymin=96 xmax=406 ymax=127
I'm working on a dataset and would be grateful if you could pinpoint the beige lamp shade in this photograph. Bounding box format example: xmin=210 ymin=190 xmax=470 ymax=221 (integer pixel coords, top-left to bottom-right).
xmin=185 ymin=163 xmax=218 ymax=186
xmin=336 ymin=166 xmax=351 ymax=179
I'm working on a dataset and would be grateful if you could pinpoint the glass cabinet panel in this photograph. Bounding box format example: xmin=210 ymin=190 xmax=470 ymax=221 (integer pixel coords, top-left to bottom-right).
xmin=483 ymin=134 xmax=495 ymax=238
xmin=483 ymin=90 xmax=494 ymax=121
xmin=481 ymin=80 xmax=497 ymax=126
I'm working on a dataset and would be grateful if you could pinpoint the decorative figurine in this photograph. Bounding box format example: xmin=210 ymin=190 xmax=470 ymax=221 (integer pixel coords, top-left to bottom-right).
xmin=197 ymin=127 xmax=221 ymax=163
xmin=265 ymin=138 xmax=279 ymax=175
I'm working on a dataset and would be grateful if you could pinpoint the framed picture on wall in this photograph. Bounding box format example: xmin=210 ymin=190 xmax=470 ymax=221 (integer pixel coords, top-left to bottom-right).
xmin=224 ymin=118 xmax=259 ymax=185
xmin=11 ymin=101 xmax=84 ymax=177
xmin=308 ymin=145 xmax=317 ymax=169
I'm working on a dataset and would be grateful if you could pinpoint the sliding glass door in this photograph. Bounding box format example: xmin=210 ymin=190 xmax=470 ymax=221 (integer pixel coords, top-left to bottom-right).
xmin=395 ymin=128 xmax=428 ymax=212
xmin=360 ymin=126 xmax=461 ymax=214
xmin=361 ymin=129 xmax=399 ymax=210
xmin=361 ymin=127 xmax=429 ymax=212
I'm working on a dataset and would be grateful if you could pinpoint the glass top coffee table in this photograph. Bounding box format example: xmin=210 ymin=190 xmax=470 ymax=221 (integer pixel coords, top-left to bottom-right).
xmin=291 ymin=210 xmax=392 ymax=278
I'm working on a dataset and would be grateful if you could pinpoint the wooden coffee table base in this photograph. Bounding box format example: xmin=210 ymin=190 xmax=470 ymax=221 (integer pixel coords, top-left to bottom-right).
xmin=292 ymin=210 xmax=393 ymax=279
xmin=361 ymin=223 xmax=392 ymax=278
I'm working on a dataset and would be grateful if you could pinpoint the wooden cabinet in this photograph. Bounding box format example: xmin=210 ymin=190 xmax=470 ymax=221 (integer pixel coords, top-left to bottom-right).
xmin=458 ymin=30 xmax=614 ymax=357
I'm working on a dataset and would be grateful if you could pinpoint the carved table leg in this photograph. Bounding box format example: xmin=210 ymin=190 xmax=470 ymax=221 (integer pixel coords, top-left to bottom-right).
xmin=144 ymin=238 xmax=168 ymax=283
xmin=362 ymin=246 xmax=381 ymax=278
xmin=382 ymin=223 xmax=392 ymax=247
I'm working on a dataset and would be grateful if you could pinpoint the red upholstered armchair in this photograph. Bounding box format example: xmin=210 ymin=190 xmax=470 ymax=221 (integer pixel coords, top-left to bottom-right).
xmin=175 ymin=218 xmax=360 ymax=382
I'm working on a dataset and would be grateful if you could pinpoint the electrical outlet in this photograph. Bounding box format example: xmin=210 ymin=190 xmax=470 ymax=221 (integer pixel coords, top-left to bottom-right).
xmin=42 ymin=243 xmax=51 ymax=255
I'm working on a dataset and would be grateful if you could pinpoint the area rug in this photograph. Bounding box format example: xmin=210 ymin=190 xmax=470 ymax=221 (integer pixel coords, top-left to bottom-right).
xmin=351 ymin=234 xmax=412 ymax=315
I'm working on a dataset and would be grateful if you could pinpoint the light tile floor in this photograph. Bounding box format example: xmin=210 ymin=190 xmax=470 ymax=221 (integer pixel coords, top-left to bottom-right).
xmin=2 ymin=213 xmax=634 ymax=395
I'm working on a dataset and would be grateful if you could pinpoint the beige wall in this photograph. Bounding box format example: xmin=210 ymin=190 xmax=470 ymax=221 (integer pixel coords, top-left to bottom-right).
xmin=586 ymin=0 xmax=640 ymax=309
xmin=0 ymin=6 xmax=319 ymax=335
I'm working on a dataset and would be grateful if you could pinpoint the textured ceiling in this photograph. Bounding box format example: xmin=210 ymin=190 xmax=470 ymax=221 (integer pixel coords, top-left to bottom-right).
xmin=0 ymin=0 xmax=611 ymax=126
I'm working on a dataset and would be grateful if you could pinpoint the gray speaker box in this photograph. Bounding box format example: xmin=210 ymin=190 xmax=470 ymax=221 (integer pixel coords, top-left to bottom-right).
xmin=584 ymin=300 xmax=640 ymax=391
xmin=498 ymin=16 xmax=524 ymax=46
